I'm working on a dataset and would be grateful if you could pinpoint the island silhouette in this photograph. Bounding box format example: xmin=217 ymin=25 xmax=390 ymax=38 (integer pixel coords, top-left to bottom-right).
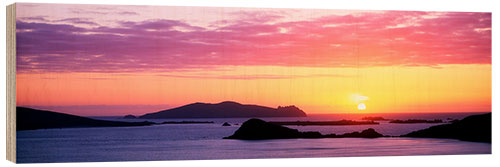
xmin=224 ymin=113 xmax=491 ymax=143
xmin=223 ymin=118 xmax=384 ymax=140
xmin=16 ymin=107 xmax=155 ymax=131
xmin=16 ymin=103 xmax=491 ymax=143
xmin=138 ymin=101 xmax=307 ymax=118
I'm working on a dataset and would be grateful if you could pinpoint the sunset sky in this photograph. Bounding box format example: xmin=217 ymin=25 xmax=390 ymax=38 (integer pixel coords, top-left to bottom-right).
xmin=16 ymin=3 xmax=491 ymax=116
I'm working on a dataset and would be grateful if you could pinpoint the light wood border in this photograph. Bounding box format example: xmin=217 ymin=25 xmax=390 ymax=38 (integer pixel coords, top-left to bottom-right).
xmin=6 ymin=3 xmax=17 ymax=163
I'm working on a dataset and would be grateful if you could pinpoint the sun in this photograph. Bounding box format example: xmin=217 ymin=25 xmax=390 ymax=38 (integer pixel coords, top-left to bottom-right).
xmin=357 ymin=103 xmax=366 ymax=110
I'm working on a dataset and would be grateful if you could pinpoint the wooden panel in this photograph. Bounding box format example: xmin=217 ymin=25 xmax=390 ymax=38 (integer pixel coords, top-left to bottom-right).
xmin=6 ymin=3 xmax=17 ymax=163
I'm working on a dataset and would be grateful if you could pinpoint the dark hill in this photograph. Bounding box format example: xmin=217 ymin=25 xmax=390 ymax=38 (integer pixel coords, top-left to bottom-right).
xmin=401 ymin=113 xmax=491 ymax=143
xmin=17 ymin=107 xmax=155 ymax=131
xmin=139 ymin=101 xmax=307 ymax=119
xmin=224 ymin=118 xmax=311 ymax=139
xmin=224 ymin=118 xmax=384 ymax=140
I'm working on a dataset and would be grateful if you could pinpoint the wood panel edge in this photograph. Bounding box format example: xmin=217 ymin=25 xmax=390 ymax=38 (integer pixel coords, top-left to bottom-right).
xmin=6 ymin=3 xmax=17 ymax=163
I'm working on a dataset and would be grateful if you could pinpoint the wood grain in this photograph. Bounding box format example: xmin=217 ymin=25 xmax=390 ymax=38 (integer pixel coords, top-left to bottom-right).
xmin=6 ymin=3 xmax=17 ymax=163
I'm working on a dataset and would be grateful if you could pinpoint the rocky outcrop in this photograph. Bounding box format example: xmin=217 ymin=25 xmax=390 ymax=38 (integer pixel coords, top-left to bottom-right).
xmin=224 ymin=118 xmax=384 ymax=140
xmin=401 ymin=113 xmax=491 ymax=143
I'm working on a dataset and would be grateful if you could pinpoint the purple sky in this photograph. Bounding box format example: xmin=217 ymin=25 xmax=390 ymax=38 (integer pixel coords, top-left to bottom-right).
xmin=16 ymin=3 xmax=491 ymax=73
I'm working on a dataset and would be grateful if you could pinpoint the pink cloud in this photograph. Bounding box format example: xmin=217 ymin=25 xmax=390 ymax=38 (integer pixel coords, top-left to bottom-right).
xmin=16 ymin=10 xmax=491 ymax=73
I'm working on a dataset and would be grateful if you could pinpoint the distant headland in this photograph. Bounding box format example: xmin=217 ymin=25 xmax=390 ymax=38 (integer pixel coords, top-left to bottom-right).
xmin=16 ymin=107 xmax=155 ymax=131
xmin=137 ymin=101 xmax=307 ymax=119
xmin=16 ymin=107 xmax=218 ymax=131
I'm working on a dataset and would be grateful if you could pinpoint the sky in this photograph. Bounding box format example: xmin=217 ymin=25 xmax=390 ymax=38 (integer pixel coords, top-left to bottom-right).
xmin=15 ymin=3 xmax=491 ymax=116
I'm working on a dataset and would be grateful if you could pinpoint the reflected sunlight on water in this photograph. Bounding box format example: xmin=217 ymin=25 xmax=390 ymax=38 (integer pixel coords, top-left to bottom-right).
xmin=17 ymin=113 xmax=491 ymax=163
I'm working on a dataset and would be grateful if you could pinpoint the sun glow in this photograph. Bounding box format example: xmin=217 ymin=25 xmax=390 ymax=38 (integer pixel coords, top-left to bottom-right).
xmin=357 ymin=103 xmax=366 ymax=110
xmin=350 ymin=94 xmax=369 ymax=103
xmin=16 ymin=64 xmax=492 ymax=115
xmin=351 ymin=94 xmax=369 ymax=111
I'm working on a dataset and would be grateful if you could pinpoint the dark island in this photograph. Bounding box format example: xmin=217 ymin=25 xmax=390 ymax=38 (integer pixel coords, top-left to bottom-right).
xmin=225 ymin=113 xmax=491 ymax=142
xmin=223 ymin=118 xmax=384 ymax=140
xmin=139 ymin=101 xmax=307 ymax=119
xmin=361 ymin=116 xmax=390 ymax=121
xmin=160 ymin=121 xmax=214 ymax=124
xmin=269 ymin=120 xmax=379 ymax=126
xmin=401 ymin=113 xmax=491 ymax=143
xmin=17 ymin=107 xmax=155 ymax=131
xmin=390 ymin=119 xmax=443 ymax=124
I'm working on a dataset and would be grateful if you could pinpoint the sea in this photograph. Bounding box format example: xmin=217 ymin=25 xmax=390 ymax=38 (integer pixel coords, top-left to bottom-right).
xmin=16 ymin=112 xmax=491 ymax=163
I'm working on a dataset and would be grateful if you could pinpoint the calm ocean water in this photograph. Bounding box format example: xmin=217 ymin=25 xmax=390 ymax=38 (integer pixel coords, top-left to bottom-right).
xmin=16 ymin=112 xmax=491 ymax=163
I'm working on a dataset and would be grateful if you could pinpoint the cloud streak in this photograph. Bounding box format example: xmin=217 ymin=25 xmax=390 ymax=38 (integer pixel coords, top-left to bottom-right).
xmin=156 ymin=73 xmax=354 ymax=80
xmin=16 ymin=10 xmax=491 ymax=73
